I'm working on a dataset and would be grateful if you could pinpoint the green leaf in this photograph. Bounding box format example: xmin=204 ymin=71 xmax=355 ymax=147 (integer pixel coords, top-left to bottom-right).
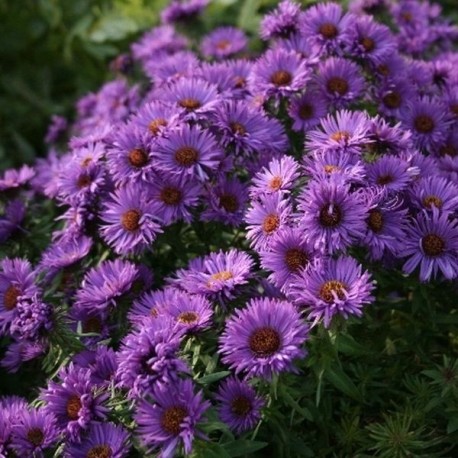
xmin=237 ymin=0 xmax=261 ymax=32
xmin=325 ymin=366 xmax=363 ymax=402
xmin=224 ymin=439 xmax=268 ymax=457
xmin=447 ymin=417 xmax=458 ymax=434
xmin=196 ymin=371 xmax=231 ymax=385
xmin=89 ymin=13 xmax=139 ymax=42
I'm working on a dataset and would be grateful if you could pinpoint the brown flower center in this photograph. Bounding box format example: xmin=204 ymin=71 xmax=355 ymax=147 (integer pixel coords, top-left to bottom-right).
xmin=285 ymin=248 xmax=309 ymax=271
xmin=26 ymin=428 xmax=44 ymax=446
xmin=175 ymin=147 xmax=198 ymax=167
xmin=87 ymin=444 xmax=112 ymax=458
xmin=401 ymin=12 xmax=412 ymax=22
xmin=319 ymin=280 xmax=347 ymax=303
xmin=330 ymin=130 xmax=350 ymax=142
xmin=414 ymin=115 xmax=435 ymax=133
xmin=319 ymin=23 xmax=338 ymax=39
xmin=423 ymin=195 xmax=443 ymax=209
xmin=160 ymin=187 xmax=182 ymax=205
xmin=376 ymin=175 xmax=393 ymax=186
xmin=421 ymin=234 xmax=445 ymax=256
xmin=270 ymin=70 xmax=292 ymax=86
xmin=382 ymin=92 xmax=401 ymax=109
xmin=161 ymin=406 xmax=188 ymax=435
xmin=263 ymin=214 xmax=280 ymax=233
xmin=319 ymin=204 xmax=342 ymax=227
xmin=66 ymin=395 xmax=82 ymax=420
xmin=269 ymin=176 xmax=283 ymax=191
xmin=177 ymin=311 xmax=199 ymax=324
xmin=367 ymin=209 xmax=383 ymax=233
xmin=128 ymin=148 xmax=148 ymax=167
xmin=230 ymin=122 xmax=246 ymax=135
xmin=121 ymin=209 xmax=141 ymax=231
xmin=82 ymin=317 xmax=102 ymax=334
xmin=81 ymin=157 xmax=93 ymax=167
xmin=299 ymin=103 xmax=314 ymax=120
xmin=216 ymin=39 xmax=230 ymax=51
xmin=149 ymin=118 xmax=167 ymax=135
xmin=377 ymin=64 xmax=390 ymax=76
xmin=231 ymin=396 xmax=252 ymax=417
xmin=234 ymin=76 xmax=246 ymax=89
xmin=4 ymin=285 xmax=20 ymax=310
xmin=360 ymin=37 xmax=375 ymax=52
xmin=219 ymin=194 xmax=239 ymax=213
xmin=450 ymin=104 xmax=458 ymax=117
xmin=324 ymin=164 xmax=341 ymax=173
xmin=179 ymin=98 xmax=201 ymax=110
xmin=249 ymin=327 xmax=281 ymax=357
xmin=327 ymin=77 xmax=348 ymax=95
xmin=77 ymin=174 xmax=91 ymax=188
xmin=211 ymin=270 xmax=233 ymax=282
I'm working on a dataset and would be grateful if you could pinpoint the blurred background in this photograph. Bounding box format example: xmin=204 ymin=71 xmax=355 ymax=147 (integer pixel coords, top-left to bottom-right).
xmin=0 ymin=0 xmax=457 ymax=169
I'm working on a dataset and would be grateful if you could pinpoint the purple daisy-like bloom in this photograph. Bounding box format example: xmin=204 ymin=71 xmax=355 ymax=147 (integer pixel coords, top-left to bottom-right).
xmin=400 ymin=209 xmax=458 ymax=281
xmin=400 ymin=97 xmax=452 ymax=151
xmin=9 ymin=408 xmax=60 ymax=457
xmin=0 ymin=165 xmax=35 ymax=191
xmin=69 ymin=306 xmax=111 ymax=347
xmin=288 ymin=90 xmax=329 ymax=132
xmin=219 ymin=59 xmax=252 ymax=97
xmin=161 ymin=0 xmax=209 ymax=24
xmin=245 ymin=193 xmax=293 ymax=250
xmin=135 ymin=378 xmax=209 ymax=458
xmin=100 ymin=183 xmax=162 ymax=255
xmin=367 ymin=155 xmax=419 ymax=192
xmin=73 ymin=347 xmax=118 ymax=386
xmin=377 ymin=77 xmax=416 ymax=118
xmin=145 ymin=51 xmax=200 ymax=86
xmin=201 ymin=26 xmax=247 ymax=60
xmin=306 ymin=109 xmax=371 ymax=155
xmin=0 ymin=258 xmax=38 ymax=336
xmin=154 ymin=124 xmax=223 ymax=180
xmin=40 ymin=364 xmax=109 ymax=440
xmin=65 ymin=422 xmax=130 ymax=458
xmin=0 ymin=199 xmax=25 ymax=243
xmin=128 ymin=288 xmax=175 ymax=326
xmin=30 ymin=150 xmax=62 ymax=198
xmin=219 ymin=297 xmax=308 ymax=379
xmin=130 ymin=101 xmax=179 ymax=139
xmin=298 ymin=179 xmax=367 ymax=254
xmin=316 ymin=57 xmax=365 ymax=107
xmin=249 ymin=48 xmax=311 ymax=100
xmin=300 ymin=2 xmax=353 ymax=55
xmin=116 ymin=316 xmax=188 ymax=398
xmin=260 ymin=227 xmax=318 ymax=291
xmin=410 ymin=176 xmax=458 ymax=215
xmin=289 ymin=256 xmax=375 ymax=328
xmin=45 ymin=114 xmax=68 ymax=144
xmin=1 ymin=339 xmax=47 ymax=373
xmin=367 ymin=116 xmax=414 ymax=155
xmin=260 ymin=0 xmax=303 ymax=40
xmin=215 ymin=377 xmax=265 ymax=435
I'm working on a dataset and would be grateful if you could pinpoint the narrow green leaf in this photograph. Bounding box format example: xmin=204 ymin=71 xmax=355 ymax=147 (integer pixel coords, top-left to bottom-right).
xmin=224 ymin=439 xmax=268 ymax=457
xmin=196 ymin=371 xmax=231 ymax=385
xmin=325 ymin=366 xmax=363 ymax=402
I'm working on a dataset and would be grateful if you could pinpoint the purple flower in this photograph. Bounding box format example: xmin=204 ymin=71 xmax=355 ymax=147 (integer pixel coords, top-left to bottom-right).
xmin=367 ymin=155 xmax=419 ymax=192
xmin=288 ymin=91 xmax=329 ymax=132
xmin=64 ymin=422 xmax=130 ymax=458
xmin=160 ymin=0 xmax=209 ymax=24
xmin=128 ymin=288 xmax=175 ymax=326
xmin=0 ymin=165 xmax=35 ymax=191
xmin=130 ymin=101 xmax=179 ymax=140
xmin=215 ymin=377 xmax=264 ymax=435
xmin=100 ymin=183 xmax=163 ymax=255
xmin=1 ymin=339 xmax=47 ymax=373
xmin=260 ymin=0 xmax=303 ymax=40
xmin=377 ymin=77 xmax=416 ymax=118
xmin=73 ymin=347 xmax=118 ymax=385
xmin=400 ymin=209 xmax=458 ymax=281
xmin=145 ymin=51 xmax=200 ymax=86
xmin=135 ymin=378 xmax=210 ymax=458
xmin=219 ymin=297 xmax=309 ymax=379
xmin=45 ymin=114 xmax=68 ymax=144
xmin=410 ymin=176 xmax=458 ymax=215
xmin=0 ymin=199 xmax=25 ymax=243
xmin=289 ymin=256 xmax=375 ymax=327
xmin=201 ymin=26 xmax=247 ymax=59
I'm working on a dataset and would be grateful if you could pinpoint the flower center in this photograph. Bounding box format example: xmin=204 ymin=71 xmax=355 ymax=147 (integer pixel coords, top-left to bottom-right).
xmin=285 ymin=248 xmax=309 ymax=271
xmin=230 ymin=122 xmax=246 ymax=135
xmin=299 ymin=103 xmax=314 ymax=120
xmin=77 ymin=174 xmax=91 ymax=188
xmin=87 ymin=444 xmax=112 ymax=458
xmin=161 ymin=406 xmax=188 ymax=435
xmin=376 ymin=175 xmax=393 ymax=186
xmin=360 ymin=37 xmax=375 ymax=52
xmin=414 ymin=115 xmax=435 ymax=133
xmin=66 ymin=395 xmax=82 ymax=420
xmin=234 ymin=76 xmax=246 ymax=89
xmin=330 ymin=130 xmax=350 ymax=142
xmin=421 ymin=234 xmax=445 ymax=256
xmin=327 ymin=77 xmax=348 ymax=95
xmin=270 ymin=70 xmax=292 ymax=86
xmin=269 ymin=176 xmax=283 ymax=191
xmin=401 ymin=12 xmax=412 ymax=21
xmin=382 ymin=92 xmax=401 ymax=109
xmin=211 ymin=270 xmax=233 ymax=282
xmin=177 ymin=311 xmax=199 ymax=324
xmin=263 ymin=214 xmax=280 ymax=233
xmin=249 ymin=327 xmax=281 ymax=357
xmin=423 ymin=195 xmax=443 ymax=209
xmin=219 ymin=194 xmax=239 ymax=213
xmin=450 ymin=104 xmax=458 ymax=117
xmin=149 ymin=118 xmax=167 ymax=135
xmin=26 ymin=427 xmax=44 ymax=446
xmin=128 ymin=148 xmax=148 ymax=167
xmin=319 ymin=23 xmax=338 ymax=39
xmin=216 ymin=39 xmax=230 ymax=51
xmin=179 ymin=98 xmax=201 ymax=110
xmin=81 ymin=157 xmax=93 ymax=167
xmin=324 ymin=164 xmax=341 ymax=173
xmin=377 ymin=64 xmax=390 ymax=76
xmin=367 ymin=209 xmax=383 ymax=233
xmin=319 ymin=204 xmax=342 ymax=227
xmin=160 ymin=186 xmax=182 ymax=205
xmin=121 ymin=209 xmax=141 ymax=231
xmin=4 ymin=285 xmax=20 ymax=310
xmin=175 ymin=147 xmax=198 ymax=166
xmin=231 ymin=396 xmax=252 ymax=417
xmin=82 ymin=317 xmax=102 ymax=334
xmin=319 ymin=280 xmax=347 ymax=303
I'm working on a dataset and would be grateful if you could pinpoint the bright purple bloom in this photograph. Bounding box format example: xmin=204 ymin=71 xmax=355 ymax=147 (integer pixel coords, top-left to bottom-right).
xmin=367 ymin=155 xmax=419 ymax=192
xmin=288 ymin=91 xmax=329 ymax=132
xmin=410 ymin=176 xmax=458 ymax=215
xmin=260 ymin=0 xmax=303 ymax=40
xmin=161 ymin=0 xmax=209 ymax=24
xmin=73 ymin=347 xmax=118 ymax=385
xmin=0 ymin=199 xmax=25 ymax=243
xmin=1 ymin=339 xmax=47 ymax=373
xmin=130 ymin=101 xmax=178 ymax=140
xmin=0 ymin=165 xmax=35 ymax=191
xmin=45 ymin=114 xmax=68 ymax=144
xmin=201 ymin=26 xmax=247 ymax=59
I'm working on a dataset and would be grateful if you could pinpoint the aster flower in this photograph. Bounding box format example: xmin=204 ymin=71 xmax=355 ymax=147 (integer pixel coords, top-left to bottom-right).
xmin=248 ymin=48 xmax=311 ymax=100
xmin=298 ymin=179 xmax=367 ymax=254
xmin=45 ymin=114 xmax=68 ymax=145
xmin=400 ymin=209 xmax=458 ymax=281
xmin=100 ymin=183 xmax=162 ymax=255
xmin=274 ymin=32 xmax=319 ymax=61
xmin=219 ymin=297 xmax=308 ymax=379
xmin=410 ymin=176 xmax=458 ymax=215
xmin=315 ymin=57 xmax=365 ymax=107
xmin=127 ymin=288 xmax=175 ymax=327
xmin=135 ymin=378 xmax=209 ymax=458
xmin=9 ymin=408 xmax=60 ymax=457
xmin=289 ymin=256 xmax=375 ymax=327
xmin=195 ymin=61 xmax=239 ymax=95
xmin=65 ymin=422 xmax=130 ymax=458
xmin=30 ymin=150 xmax=62 ymax=198
xmin=160 ymin=0 xmax=209 ymax=24
xmin=73 ymin=347 xmax=118 ymax=385
xmin=367 ymin=155 xmax=419 ymax=192
xmin=366 ymin=116 xmax=413 ymax=156
xmin=40 ymin=364 xmax=109 ymax=440
xmin=219 ymin=59 xmax=252 ymax=97
xmin=1 ymin=339 xmax=48 ymax=373
xmin=260 ymin=0 xmax=303 ymax=40
xmin=215 ymin=377 xmax=264 ymax=435
xmin=69 ymin=306 xmax=111 ymax=347
xmin=288 ymin=91 xmax=328 ymax=132
xmin=0 ymin=199 xmax=25 ymax=243
xmin=201 ymin=27 xmax=247 ymax=59
xmin=377 ymin=77 xmax=416 ymax=118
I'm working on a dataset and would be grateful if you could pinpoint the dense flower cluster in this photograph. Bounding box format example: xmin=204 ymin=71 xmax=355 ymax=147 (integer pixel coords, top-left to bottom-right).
xmin=1 ymin=0 xmax=457 ymax=456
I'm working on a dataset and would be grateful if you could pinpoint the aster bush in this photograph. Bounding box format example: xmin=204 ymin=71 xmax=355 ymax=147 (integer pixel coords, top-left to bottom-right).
xmin=1 ymin=0 xmax=458 ymax=457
